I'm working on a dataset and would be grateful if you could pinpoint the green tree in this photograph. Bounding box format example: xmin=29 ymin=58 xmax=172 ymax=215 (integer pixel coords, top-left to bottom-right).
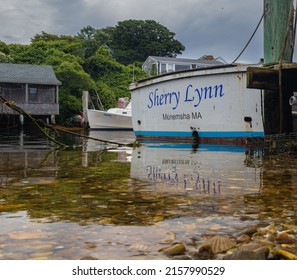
xmin=55 ymin=60 xmax=95 ymax=96
xmin=31 ymin=33 xmax=84 ymax=59
xmin=3 ymin=19 xmax=181 ymax=123
xmin=8 ymin=44 xmax=43 ymax=64
xmin=7 ymin=35 xmax=95 ymax=122
xmin=110 ymin=19 xmax=185 ymax=64
xmin=85 ymin=46 xmax=147 ymax=109
xmin=0 ymin=41 xmax=9 ymax=54
xmin=76 ymin=26 xmax=112 ymax=59
xmin=54 ymin=60 xmax=95 ymax=122
xmin=31 ymin=31 xmax=79 ymax=44
xmin=0 ymin=40 xmax=13 ymax=63
xmin=84 ymin=45 xmax=121 ymax=78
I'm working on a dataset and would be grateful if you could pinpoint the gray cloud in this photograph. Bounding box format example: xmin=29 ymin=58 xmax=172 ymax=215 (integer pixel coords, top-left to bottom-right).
xmin=0 ymin=0 xmax=272 ymax=63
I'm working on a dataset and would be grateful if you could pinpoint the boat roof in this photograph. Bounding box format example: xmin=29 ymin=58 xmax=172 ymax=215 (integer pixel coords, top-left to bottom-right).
xmin=147 ymin=56 xmax=227 ymax=66
xmin=130 ymin=63 xmax=251 ymax=90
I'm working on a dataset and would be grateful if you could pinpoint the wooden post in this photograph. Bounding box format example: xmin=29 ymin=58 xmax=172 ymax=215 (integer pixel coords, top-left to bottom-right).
xmin=263 ymin=0 xmax=295 ymax=134
xmin=264 ymin=0 xmax=294 ymax=64
xmin=25 ymin=84 xmax=28 ymax=103
xmin=56 ymin=85 xmax=59 ymax=103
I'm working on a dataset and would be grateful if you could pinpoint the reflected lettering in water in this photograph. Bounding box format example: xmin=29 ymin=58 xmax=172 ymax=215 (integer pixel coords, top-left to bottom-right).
xmin=0 ymin=129 xmax=296 ymax=260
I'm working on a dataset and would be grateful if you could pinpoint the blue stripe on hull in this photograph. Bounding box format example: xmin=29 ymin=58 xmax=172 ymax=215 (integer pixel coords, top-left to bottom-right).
xmin=134 ymin=131 xmax=265 ymax=138
xmin=89 ymin=128 xmax=133 ymax=131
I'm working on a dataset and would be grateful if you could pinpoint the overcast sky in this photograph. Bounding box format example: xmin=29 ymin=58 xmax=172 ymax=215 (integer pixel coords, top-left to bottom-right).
xmin=1 ymin=0 xmax=266 ymax=63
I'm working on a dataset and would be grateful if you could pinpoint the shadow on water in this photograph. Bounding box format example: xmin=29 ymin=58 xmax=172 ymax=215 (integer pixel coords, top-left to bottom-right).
xmin=0 ymin=129 xmax=296 ymax=259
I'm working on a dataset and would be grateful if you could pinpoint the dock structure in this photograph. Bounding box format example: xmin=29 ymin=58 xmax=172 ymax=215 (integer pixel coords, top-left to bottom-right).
xmin=247 ymin=0 xmax=297 ymax=135
xmin=247 ymin=132 xmax=297 ymax=155
xmin=0 ymin=63 xmax=61 ymax=125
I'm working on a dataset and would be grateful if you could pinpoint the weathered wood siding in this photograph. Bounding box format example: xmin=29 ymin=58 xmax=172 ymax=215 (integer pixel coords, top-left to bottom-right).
xmin=0 ymin=83 xmax=59 ymax=115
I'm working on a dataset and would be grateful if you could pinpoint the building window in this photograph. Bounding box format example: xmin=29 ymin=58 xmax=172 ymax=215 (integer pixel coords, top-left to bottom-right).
xmin=29 ymin=87 xmax=38 ymax=101
xmin=167 ymin=64 xmax=174 ymax=72
xmin=160 ymin=63 xmax=167 ymax=74
xmin=175 ymin=64 xmax=191 ymax=71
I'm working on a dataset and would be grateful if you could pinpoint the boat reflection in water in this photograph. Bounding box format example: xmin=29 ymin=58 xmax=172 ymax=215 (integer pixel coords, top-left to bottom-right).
xmin=130 ymin=143 xmax=262 ymax=195
xmin=81 ymin=130 xmax=135 ymax=166
xmin=83 ymin=130 xmax=135 ymax=152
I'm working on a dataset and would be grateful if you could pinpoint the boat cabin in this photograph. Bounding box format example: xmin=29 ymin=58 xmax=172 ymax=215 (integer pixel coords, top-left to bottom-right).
xmin=142 ymin=55 xmax=227 ymax=76
xmin=0 ymin=63 xmax=61 ymax=123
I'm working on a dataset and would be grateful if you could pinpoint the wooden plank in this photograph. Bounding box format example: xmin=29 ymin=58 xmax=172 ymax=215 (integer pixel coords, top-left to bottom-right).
xmin=247 ymin=66 xmax=297 ymax=91
xmin=282 ymin=67 xmax=297 ymax=90
xmin=246 ymin=67 xmax=279 ymax=90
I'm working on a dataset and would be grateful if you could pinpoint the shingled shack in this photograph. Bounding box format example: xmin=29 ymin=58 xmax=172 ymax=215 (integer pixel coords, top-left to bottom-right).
xmin=0 ymin=63 xmax=61 ymax=124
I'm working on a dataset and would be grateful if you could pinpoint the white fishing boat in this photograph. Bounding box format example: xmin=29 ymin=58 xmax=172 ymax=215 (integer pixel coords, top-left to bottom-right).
xmin=130 ymin=0 xmax=297 ymax=144
xmin=86 ymin=97 xmax=133 ymax=130
xmin=130 ymin=64 xmax=265 ymax=144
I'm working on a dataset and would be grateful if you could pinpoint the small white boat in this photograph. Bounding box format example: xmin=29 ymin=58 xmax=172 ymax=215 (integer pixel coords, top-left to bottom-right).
xmin=86 ymin=97 xmax=133 ymax=130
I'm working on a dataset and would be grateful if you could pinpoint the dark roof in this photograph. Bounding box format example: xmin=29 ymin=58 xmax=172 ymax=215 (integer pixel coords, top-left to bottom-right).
xmin=0 ymin=63 xmax=62 ymax=85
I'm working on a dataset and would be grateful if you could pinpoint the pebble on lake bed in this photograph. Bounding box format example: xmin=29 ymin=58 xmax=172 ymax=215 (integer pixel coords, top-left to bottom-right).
xmin=160 ymin=243 xmax=186 ymax=257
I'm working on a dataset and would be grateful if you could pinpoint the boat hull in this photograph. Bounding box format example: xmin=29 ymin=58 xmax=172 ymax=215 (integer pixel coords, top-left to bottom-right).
xmin=130 ymin=65 xmax=264 ymax=143
xmin=87 ymin=109 xmax=133 ymax=130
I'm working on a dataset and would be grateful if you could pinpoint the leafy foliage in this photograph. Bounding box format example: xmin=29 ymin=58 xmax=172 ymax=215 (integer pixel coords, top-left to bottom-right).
xmin=0 ymin=51 xmax=13 ymax=63
xmin=77 ymin=26 xmax=112 ymax=59
xmin=2 ymin=20 xmax=184 ymax=122
xmin=110 ymin=19 xmax=185 ymax=64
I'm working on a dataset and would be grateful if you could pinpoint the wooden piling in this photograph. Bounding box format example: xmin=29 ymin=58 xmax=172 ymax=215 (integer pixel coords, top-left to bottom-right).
xmin=247 ymin=0 xmax=296 ymax=135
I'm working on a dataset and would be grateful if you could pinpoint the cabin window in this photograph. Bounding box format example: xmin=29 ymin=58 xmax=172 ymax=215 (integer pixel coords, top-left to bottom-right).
xmin=29 ymin=87 xmax=38 ymax=101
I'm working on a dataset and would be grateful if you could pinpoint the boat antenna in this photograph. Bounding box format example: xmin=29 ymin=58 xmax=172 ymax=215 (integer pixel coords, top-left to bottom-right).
xmin=94 ymin=89 xmax=104 ymax=110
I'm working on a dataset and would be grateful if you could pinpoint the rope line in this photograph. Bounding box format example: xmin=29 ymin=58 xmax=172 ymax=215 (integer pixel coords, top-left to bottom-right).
xmin=232 ymin=12 xmax=265 ymax=64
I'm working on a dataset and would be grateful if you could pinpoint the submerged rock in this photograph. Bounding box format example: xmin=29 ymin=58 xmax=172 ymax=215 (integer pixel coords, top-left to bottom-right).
xmin=223 ymin=250 xmax=266 ymax=260
xmin=191 ymin=244 xmax=215 ymax=260
xmin=198 ymin=236 xmax=236 ymax=254
xmin=172 ymin=255 xmax=192 ymax=260
xmin=223 ymin=241 xmax=270 ymax=260
xmin=160 ymin=243 xmax=186 ymax=257
xmin=81 ymin=256 xmax=98 ymax=260
xmin=237 ymin=234 xmax=251 ymax=243
xmin=271 ymin=248 xmax=297 ymax=260
xmin=237 ymin=225 xmax=258 ymax=237
xmin=276 ymin=232 xmax=297 ymax=244
xmin=258 ymin=224 xmax=277 ymax=236
xmin=8 ymin=231 xmax=48 ymax=240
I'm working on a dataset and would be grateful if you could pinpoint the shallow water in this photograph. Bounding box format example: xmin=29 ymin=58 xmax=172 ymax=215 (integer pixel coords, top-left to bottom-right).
xmin=0 ymin=129 xmax=296 ymax=259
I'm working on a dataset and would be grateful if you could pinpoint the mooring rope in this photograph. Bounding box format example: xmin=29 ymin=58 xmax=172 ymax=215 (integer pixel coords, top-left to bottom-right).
xmin=232 ymin=11 xmax=265 ymax=64
xmin=0 ymin=95 xmax=67 ymax=148
xmin=0 ymin=95 xmax=135 ymax=148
